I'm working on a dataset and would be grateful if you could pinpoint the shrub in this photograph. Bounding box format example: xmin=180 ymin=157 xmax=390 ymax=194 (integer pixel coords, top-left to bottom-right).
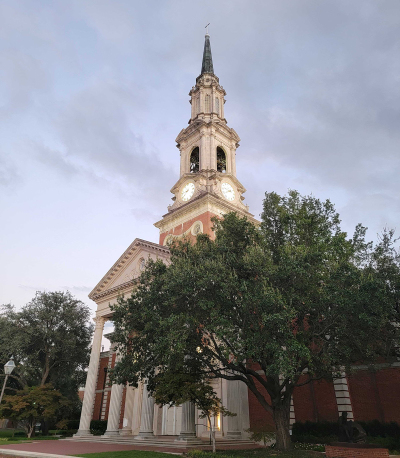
xmin=66 ymin=419 xmax=80 ymax=430
xmin=49 ymin=429 xmax=77 ymax=437
xmin=90 ymin=420 xmax=107 ymax=435
xmin=292 ymin=421 xmax=340 ymax=438
xmin=359 ymin=420 xmax=400 ymax=438
xmin=245 ymin=427 xmax=276 ymax=446
xmin=186 ymin=451 xmax=231 ymax=458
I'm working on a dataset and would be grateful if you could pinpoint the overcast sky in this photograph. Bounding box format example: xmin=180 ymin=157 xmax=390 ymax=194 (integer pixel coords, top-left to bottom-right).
xmin=1 ymin=0 xmax=399 ymax=336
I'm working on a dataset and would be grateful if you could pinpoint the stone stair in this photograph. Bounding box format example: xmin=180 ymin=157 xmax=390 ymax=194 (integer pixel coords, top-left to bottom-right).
xmin=63 ymin=436 xmax=258 ymax=449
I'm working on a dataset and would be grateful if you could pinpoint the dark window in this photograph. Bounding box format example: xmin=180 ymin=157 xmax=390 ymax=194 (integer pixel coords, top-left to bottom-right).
xmin=190 ymin=147 xmax=199 ymax=173
xmin=217 ymin=147 xmax=226 ymax=172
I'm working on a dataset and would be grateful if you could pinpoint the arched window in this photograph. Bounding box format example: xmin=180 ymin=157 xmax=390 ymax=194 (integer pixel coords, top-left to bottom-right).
xmin=217 ymin=147 xmax=226 ymax=173
xmin=205 ymin=94 xmax=210 ymax=113
xmin=190 ymin=147 xmax=199 ymax=173
xmin=215 ymin=97 xmax=220 ymax=115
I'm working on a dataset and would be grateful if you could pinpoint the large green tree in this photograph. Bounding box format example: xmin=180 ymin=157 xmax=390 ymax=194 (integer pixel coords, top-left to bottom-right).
xmin=111 ymin=191 xmax=400 ymax=451
xmin=0 ymin=291 xmax=93 ymax=411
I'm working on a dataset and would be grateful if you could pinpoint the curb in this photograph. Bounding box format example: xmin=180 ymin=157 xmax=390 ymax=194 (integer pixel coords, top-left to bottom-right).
xmin=0 ymin=449 xmax=80 ymax=458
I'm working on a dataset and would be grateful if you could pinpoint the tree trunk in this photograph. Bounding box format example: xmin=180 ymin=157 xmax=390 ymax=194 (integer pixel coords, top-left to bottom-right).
xmin=27 ymin=421 xmax=35 ymax=438
xmin=211 ymin=426 xmax=216 ymax=453
xmin=41 ymin=419 xmax=49 ymax=436
xmin=272 ymin=402 xmax=291 ymax=451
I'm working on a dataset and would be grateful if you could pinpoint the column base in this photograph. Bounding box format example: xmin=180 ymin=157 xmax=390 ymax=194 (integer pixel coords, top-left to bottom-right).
xmin=103 ymin=430 xmax=120 ymax=436
xmin=175 ymin=433 xmax=202 ymax=444
xmin=74 ymin=430 xmax=93 ymax=437
xmin=120 ymin=429 xmax=132 ymax=436
xmin=226 ymin=431 xmax=242 ymax=440
xmin=134 ymin=432 xmax=154 ymax=440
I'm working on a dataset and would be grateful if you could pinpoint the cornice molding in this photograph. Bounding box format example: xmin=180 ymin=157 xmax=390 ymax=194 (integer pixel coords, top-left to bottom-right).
xmin=89 ymin=238 xmax=169 ymax=300
xmin=154 ymin=192 xmax=259 ymax=233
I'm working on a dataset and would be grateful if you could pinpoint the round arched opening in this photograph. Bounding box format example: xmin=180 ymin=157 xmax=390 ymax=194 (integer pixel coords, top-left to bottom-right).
xmin=190 ymin=147 xmax=199 ymax=173
xmin=217 ymin=147 xmax=226 ymax=173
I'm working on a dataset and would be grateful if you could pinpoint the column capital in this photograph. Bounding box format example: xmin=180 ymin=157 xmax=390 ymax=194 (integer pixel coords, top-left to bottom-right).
xmin=93 ymin=315 xmax=107 ymax=328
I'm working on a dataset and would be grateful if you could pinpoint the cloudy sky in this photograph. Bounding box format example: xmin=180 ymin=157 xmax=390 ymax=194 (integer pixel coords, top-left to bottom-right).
xmin=1 ymin=0 xmax=399 ymax=332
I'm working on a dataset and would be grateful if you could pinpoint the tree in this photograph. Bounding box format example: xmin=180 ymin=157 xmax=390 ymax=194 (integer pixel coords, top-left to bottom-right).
xmin=111 ymin=190 xmax=400 ymax=451
xmin=0 ymin=291 xmax=94 ymax=430
xmin=151 ymin=369 xmax=234 ymax=453
xmin=0 ymin=384 xmax=70 ymax=437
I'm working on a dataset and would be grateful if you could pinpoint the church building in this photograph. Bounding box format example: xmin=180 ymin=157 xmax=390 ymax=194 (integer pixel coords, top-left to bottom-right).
xmin=74 ymin=33 xmax=400 ymax=442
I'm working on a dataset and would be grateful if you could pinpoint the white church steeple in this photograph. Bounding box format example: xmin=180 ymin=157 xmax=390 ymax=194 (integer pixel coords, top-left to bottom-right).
xmin=155 ymin=33 xmax=257 ymax=245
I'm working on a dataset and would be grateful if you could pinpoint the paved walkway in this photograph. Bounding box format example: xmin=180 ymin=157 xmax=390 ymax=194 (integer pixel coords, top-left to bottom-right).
xmin=0 ymin=440 xmax=182 ymax=456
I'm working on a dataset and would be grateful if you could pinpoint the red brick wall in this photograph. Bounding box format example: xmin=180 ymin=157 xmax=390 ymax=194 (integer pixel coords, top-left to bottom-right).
xmin=326 ymin=445 xmax=389 ymax=458
xmin=348 ymin=367 xmax=400 ymax=423
xmin=293 ymin=376 xmax=338 ymax=423
xmin=91 ymin=354 xmax=112 ymax=421
xmin=96 ymin=356 xmax=109 ymax=390
xmin=312 ymin=379 xmax=339 ymax=422
xmin=93 ymin=392 xmax=103 ymax=420
xmin=293 ymin=375 xmax=315 ymax=422
xmin=247 ymin=377 xmax=275 ymax=431
xmin=159 ymin=211 xmax=218 ymax=245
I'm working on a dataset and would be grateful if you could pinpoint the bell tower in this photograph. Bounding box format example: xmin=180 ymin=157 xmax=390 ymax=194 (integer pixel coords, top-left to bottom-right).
xmin=155 ymin=33 xmax=257 ymax=245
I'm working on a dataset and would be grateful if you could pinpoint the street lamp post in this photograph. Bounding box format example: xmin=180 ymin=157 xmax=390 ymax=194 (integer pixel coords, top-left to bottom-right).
xmin=0 ymin=357 xmax=15 ymax=404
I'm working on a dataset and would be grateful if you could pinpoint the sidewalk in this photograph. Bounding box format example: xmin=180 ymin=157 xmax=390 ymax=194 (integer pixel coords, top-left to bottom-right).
xmin=0 ymin=440 xmax=182 ymax=457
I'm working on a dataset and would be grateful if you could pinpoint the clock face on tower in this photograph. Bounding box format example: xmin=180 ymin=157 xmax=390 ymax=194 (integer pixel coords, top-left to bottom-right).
xmin=181 ymin=182 xmax=195 ymax=201
xmin=221 ymin=182 xmax=235 ymax=201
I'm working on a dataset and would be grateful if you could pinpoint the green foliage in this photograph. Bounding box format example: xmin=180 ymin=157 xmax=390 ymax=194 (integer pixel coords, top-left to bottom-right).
xmin=292 ymin=419 xmax=400 ymax=439
xmin=292 ymin=421 xmax=340 ymax=437
xmin=246 ymin=427 xmax=276 ymax=447
xmin=111 ymin=190 xmax=400 ymax=451
xmin=0 ymin=384 xmax=70 ymax=437
xmin=367 ymin=436 xmax=400 ymax=452
xmin=64 ymin=419 xmax=80 ymax=430
xmin=49 ymin=429 xmax=77 ymax=436
xmin=0 ymin=291 xmax=93 ymax=414
xmin=0 ymin=429 xmax=25 ymax=438
xmin=185 ymin=450 xmax=322 ymax=457
xmin=359 ymin=420 xmax=400 ymax=438
xmin=90 ymin=420 xmax=108 ymax=435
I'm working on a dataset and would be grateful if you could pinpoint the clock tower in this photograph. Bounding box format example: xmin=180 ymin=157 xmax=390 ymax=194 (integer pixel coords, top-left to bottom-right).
xmin=155 ymin=33 xmax=258 ymax=245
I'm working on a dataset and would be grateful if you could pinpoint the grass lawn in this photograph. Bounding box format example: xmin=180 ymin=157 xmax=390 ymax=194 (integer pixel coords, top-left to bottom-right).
xmin=75 ymin=452 xmax=173 ymax=458
xmin=0 ymin=437 xmax=59 ymax=446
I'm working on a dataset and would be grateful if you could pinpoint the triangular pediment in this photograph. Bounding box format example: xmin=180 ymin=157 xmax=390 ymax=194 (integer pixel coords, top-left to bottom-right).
xmin=89 ymin=238 xmax=170 ymax=302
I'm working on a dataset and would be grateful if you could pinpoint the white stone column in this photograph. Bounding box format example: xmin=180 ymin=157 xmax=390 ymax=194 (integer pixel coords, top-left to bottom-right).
xmin=333 ymin=371 xmax=354 ymax=419
xmin=226 ymin=379 xmax=242 ymax=439
xmin=135 ymin=383 xmax=155 ymax=439
xmin=103 ymin=382 xmax=124 ymax=435
xmin=176 ymin=401 xmax=200 ymax=443
xmin=75 ymin=316 xmax=106 ymax=436
xmin=120 ymin=385 xmax=135 ymax=436
xmin=200 ymin=132 xmax=206 ymax=171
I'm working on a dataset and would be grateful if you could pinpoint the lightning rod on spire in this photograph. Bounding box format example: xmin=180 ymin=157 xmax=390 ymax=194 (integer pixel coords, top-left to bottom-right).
xmin=205 ymin=23 xmax=210 ymax=35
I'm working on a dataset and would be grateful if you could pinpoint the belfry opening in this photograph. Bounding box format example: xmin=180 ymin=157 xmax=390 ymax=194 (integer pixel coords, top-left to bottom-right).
xmin=217 ymin=147 xmax=226 ymax=173
xmin=190 ymin=147 xmax=199 ymax=173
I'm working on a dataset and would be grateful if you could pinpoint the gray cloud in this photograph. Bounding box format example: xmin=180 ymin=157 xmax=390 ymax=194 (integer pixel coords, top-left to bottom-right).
xmin=0 ymin=0 xmax=399 ymax=309
xmin=0 ymin=157 xmax=20 ymax=188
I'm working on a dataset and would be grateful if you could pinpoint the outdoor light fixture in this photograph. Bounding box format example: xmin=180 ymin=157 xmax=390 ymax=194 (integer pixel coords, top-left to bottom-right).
xmin=0 ymin=357 xmax=15 ymax=404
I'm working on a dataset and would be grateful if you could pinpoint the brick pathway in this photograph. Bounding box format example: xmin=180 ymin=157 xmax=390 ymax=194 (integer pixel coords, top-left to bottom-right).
xmin=0 ymin=439 xmax=262 ymax=457
xmin=1 ymin=440 xmax=181 ymax=456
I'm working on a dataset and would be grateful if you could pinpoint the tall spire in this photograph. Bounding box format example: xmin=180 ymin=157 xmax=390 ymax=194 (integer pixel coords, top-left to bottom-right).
xmin=201 ymin=32 xmax=214 ymax=75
